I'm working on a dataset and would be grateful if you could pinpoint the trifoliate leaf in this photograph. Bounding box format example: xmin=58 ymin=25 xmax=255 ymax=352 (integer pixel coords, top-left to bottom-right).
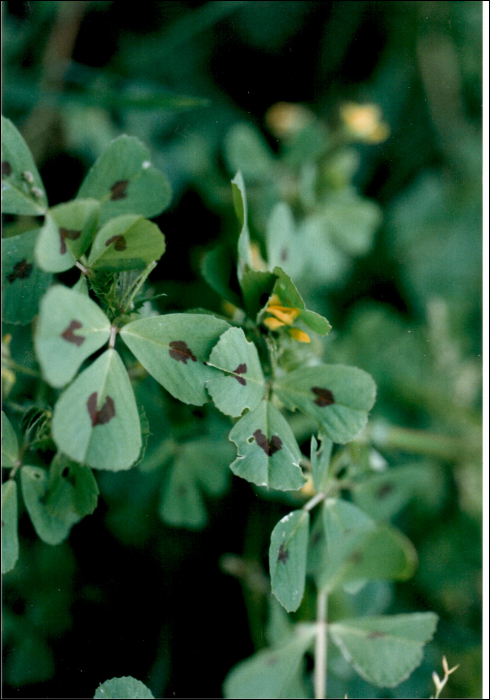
xmin=1 ymin=229 xmax=52 ymax=324
xmin=87 ymin=214 xmax=165 ymax=271
xmin=269 ymin=510 xmax=310 ymax=612
xmin=159 ymin=439 xmax=233 ymax=529
xmin=329 ymin=613 xmax=438 ymax=688
xmin=120 ymin=314 xmax=230 ymax=405
xmin=1 ymin=411 xmax=19 ymax=467
xmin=52 ymin=349 xmax=141 ymax=471
xmin=1 ymin=480 xmax=19 ymax=573
xmin=20 ymin=466 xmax=80 ymax=545
xmin=229 ymin=400 xmax=305 ymax=491
xmin=273 ymin=364 xmax=376 ymax=444
xmin=223 ymin=624 xmax=316 ymax=699
xmin=35 ymin=199 xmax=100 ymax=272
xmin=94 ymin=676 xmax=154 ymax=699
xmin=1 ymin=116 xmax=47 ymax=215
xmin=35 ymin=285 xmax=111 ymax=388
xmin=77 ymin=134 xmax=171 ymax=224
xmin=206 ymin=327 xmax=265 ymax=417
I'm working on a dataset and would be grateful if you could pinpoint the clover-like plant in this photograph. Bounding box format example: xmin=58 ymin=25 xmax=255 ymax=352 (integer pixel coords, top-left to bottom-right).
xmin=1 ymin=117 xmax=438 ymax=698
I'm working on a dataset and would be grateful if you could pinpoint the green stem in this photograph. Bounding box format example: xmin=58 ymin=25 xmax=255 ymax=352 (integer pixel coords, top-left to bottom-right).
xmin=3 ymin=361 xmax=41 ymax=379
xmin=369 ymin=422 xmax=467 ymax=461
xmin=314 ymin=590 xmax=328 ymax=699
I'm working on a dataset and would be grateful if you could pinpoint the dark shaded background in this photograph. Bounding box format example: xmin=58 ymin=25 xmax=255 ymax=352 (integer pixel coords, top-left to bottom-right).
xmin=2 ymin=2 xmax=482 ymax=698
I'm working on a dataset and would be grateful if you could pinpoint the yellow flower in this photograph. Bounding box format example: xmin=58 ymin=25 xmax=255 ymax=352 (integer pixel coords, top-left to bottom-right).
xmin=265 ymin=102 xmax=314 ymax=138
xmin=288 ymin=328 xmax=311 ymax=343
xmin=340 ymin=102 xmax=390 ymax=144
xmin=263 ymin=316 xmax=286 ymax=331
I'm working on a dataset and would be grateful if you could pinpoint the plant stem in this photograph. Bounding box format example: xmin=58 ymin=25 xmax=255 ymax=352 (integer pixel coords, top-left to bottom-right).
xmin=369 ymin=422 xmax=466 ymax=461
xmin=303 ymin=491 xmax=326 ymax=512
xmin=314 ymin=590 xmax=328 ymax=699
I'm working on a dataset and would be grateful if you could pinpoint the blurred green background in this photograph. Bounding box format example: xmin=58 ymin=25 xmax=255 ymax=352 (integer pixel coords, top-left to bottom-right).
xmin=2 ymin=1 xmax=482 ymax=698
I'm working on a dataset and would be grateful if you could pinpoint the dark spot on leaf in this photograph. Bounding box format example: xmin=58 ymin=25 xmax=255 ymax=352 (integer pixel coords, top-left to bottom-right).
xmin=280 ymin=247 xmax=288 ymax=261
xmin=376 ymin=482 xmax=395 ymax=500
xmin=110 ymin=180 xmax=129 ymax=200
xmin=1 ymin=519 xmax=4 ymax=528
xmin=311 ymin=387 xmax=335 ymax=407
xmin=311 ymin=531 xmax=323 ymax=546
xmin=169 ymin=340 xmax=197 ymax=364
xmin=2 ymin=161 xmax=12 ymax=178
xmin=105 ymin=234 xmax=127 ymax=251
xmin=87 ymin=392 xmax=116 ymax=427
xmin=61 ymin=320 xmax=85 ymax=347
xmin=277 ymin=543 xmax=289 ymax=564
xmin=253 ymin=430 xmax=283 ymax=456
xmin=177 ymin=484 xmax=187 ymax=497
xmin=367 ymin=631 xmax=386 ymax=639
xmin=233 ymin=363 xmax=247 ymax=385
xmin=266 ymin=655 xmax=279 ymax=666
xmin=7 ymin=259 xmax=33 ymax=283
xmin=348 ymin=550 xmax=363 ymax=564
xmin=59 ymin=227 xmax=81 ymax=255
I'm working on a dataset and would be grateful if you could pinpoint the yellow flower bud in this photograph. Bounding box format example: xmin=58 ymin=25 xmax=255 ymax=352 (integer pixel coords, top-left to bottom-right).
xmin=263 ymin=317 xmax=286 ymax=331
xmin=267 ymin=305 xmax=299 ymax=325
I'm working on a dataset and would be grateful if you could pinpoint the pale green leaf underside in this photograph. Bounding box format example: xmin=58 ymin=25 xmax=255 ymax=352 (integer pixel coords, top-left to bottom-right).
xmin=20 ymin=466 xmax=79 ymax=545
xmin=35 ymin=199 xmax=100 ymax=272
xmin=1 ymin=229 xmax=53 ymax=325
xmin=273 ymin=364 xmax=376 ymax=444
xmin=1 ymin=480 xmax=19 ymax=573
xmin=2 ymin=411 xmax=19 ymax=467
xmin=310 ymin=433 xmax=333 ymax=493
xmin=329 ymin=613 xmax=438 ymax=688
xmin=77 ymin=134 xmax=171 ymax=224
xmin=229 ymin=400 xmax=305 ymax=491
xmin=87 ymin=214 xmax=165 ymax=271
xmin=206 ymin=327 xmax=265 ymax=417
xmin=269 ymin=510 xmax=310 ymax=612
xmin=94 ymin=676 xmax=154 ymax=699
xmin=52 ymin=349 xmax=141 ymax=471
xmin=35 ymin=285 xmax=111 ymax=388
xmin=120 ymin=313 xmax=230 ymax=405
xmin=1 ymin=115 xmax=47 ymax=215
xmin=223 ymin=624 xmax=316 ymax=699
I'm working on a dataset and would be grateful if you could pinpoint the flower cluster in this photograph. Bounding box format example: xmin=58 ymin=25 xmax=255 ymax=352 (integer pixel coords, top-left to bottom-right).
xmin=263 ymin=294 xmax=311 ymax=343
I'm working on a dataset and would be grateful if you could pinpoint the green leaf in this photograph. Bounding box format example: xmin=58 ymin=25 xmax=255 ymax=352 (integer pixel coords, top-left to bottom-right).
xmin=273 ymin=364 xmax=376 ymax=444
xmin=201 ymin=244 xmax=244 ymax=308
xmin=206 ymin=327 xmax=265 ymax=417
xmin=1 ymin=115 xmax=48 ymax=215
xmin=73 ymin=274 xmax=89 ymax=295
xmin=316 ymin=499 xmax=417 ymax=593
xmin=20 ymin=466 xmax=80 ymax=545
xmin=94 ymin=676 xmax=154 ymax=699
xmin=223 ymin=623 xmax=316 ymax=699
xmin=271 ymin=267 xmax=331 ymax=335
xmin=87 ymin=214 xmax=165 ymax=271
xmin=240 ymin=269 xmax=277 ymax=319
xmin=44 ymin=453 xmax=99 ymax=519
xmin=120 ymin=313 xmax=230 ymax=405
xmin=1 ymin=480 xmax=19 ymax=573
xmin=1 ymin=411 xmax=19 ymax=467
xmin=232 ymin=171 xmax=253 ymax=283
xmin=329 ymin=613 xmax=438 ymax=688
xmin=269 ymin=510 xmax=310 ymax=612
xmin=77 ymin=134 xmax=171 ymax=225
xmin=266 ymin=203 xmax=304 ymax=279
xmin=1 ymin=229 xmax=53 ymax=324
xmin=323 ymin=194 xmax=382 ymax=256
xmin=159 ymin=439 xmax=233 ymax=529
xmin=52 ymin=349 xmax=141 ymax=471
xmin=35 ymin=285 xmax=111 ymax=388
xmin=229 ymin=400 xmax=305 ymax=491
xmin=310 ymin=432 xmax=333 ymax=493
xmin=225 ymin=123 xmax=275 ymax=182
xmin=35 ymin=199 xmax=100 ymax=273
xmin=297 ymin=214 xmax=349 ymax=283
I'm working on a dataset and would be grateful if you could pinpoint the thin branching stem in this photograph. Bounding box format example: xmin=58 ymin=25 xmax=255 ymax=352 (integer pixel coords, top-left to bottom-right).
xmin=314 ymin=590 xmax=328 ymax=699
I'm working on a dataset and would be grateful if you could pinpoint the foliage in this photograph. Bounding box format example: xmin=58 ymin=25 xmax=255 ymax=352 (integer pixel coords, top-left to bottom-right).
xmin=1 ymin=2 xmax=481 ymax=699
